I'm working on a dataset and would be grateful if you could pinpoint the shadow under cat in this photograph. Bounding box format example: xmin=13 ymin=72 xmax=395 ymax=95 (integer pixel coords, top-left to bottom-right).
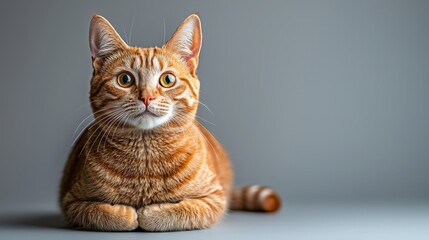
xmin=0 ymin=211 xmax=203 ymax=232
xmin=0 ymin=211 xmax=68 ymax=230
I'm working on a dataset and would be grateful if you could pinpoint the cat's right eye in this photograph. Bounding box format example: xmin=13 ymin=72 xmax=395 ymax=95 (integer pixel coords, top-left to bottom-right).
xmin=117 ymin=72 xmax=135 ymax=88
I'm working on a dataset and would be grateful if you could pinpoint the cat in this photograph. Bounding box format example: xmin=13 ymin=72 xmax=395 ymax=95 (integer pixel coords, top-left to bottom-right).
xmin=60 ymin=13 xmax=281 ymax=232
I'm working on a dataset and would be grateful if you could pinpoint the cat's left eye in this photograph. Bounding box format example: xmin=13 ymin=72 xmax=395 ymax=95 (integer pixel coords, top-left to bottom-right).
xmin=159 ymin=73 xmax=176 ymax=88
xmin=117 ymin=72 xmax=135 ymax=88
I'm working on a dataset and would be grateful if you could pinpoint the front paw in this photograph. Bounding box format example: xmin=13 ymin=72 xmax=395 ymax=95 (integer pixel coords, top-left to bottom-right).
xmin=137 ymin=204 xmax=171 ymax=231
xmin=99 ymin=204 xmax=139 ymax=231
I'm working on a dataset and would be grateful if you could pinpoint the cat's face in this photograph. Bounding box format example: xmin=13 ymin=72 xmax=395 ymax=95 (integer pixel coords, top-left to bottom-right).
xmin=88 ymin=14 xmax=202 ymax=132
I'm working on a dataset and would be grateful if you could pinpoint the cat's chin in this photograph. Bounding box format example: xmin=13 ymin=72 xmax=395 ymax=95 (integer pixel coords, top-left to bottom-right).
xmin=128 ymin=111 xmax=173 ymax=130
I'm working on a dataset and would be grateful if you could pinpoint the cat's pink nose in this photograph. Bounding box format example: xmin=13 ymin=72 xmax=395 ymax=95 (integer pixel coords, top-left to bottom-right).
xmin=139 ymin=94 xmax=156 ymax=106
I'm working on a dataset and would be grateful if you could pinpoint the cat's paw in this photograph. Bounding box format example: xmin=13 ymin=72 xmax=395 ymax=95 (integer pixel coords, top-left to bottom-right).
xmin=137 ymin=204 xmax=173 ymax=231
xmin=99 ymin=204 xmax=138 ymax=231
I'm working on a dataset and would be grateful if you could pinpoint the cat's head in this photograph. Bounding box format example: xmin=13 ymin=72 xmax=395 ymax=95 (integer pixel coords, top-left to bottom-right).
xmin=88 ymin=14 xmax=202 ymax=132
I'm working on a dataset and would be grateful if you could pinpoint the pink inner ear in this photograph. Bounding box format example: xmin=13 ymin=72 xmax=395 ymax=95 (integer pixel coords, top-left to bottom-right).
xmin=188 ymin=26 xmax=201 ymax=74
xmin=190 ymin=31 xmax=201 ymax=59
xmin=89 ymin=32 xmax=106 ymax=59
xmin=89 ymin=15 xmax=128 ymax=61
xmin=165 ymin=15 xmax=202 ymax=73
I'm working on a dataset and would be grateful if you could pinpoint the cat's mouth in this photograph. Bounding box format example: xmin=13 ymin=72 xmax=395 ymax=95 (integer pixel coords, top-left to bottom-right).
xmin=135 ymin=110 xmax=158 ymax=118
xmin=128 ymin=109 xmax=172 ymax=130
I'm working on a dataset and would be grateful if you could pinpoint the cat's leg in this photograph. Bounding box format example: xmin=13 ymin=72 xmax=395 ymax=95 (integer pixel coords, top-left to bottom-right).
xmin=62 ymin=192 xmax=138 ymax=231
xmin=137 ymin=190 xmax=226 ymax=231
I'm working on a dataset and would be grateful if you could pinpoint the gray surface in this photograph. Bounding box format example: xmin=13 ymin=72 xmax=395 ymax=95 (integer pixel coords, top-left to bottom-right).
xmin=1 ymin=203 xmax=429 ymax=240
xmin=0 ymin=0 xmax=429 ymax=238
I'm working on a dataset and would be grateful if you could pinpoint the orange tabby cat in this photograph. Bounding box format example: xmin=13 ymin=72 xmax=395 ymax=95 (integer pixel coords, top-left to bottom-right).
xmin=60 ymin=14 xmax=281 ymax=232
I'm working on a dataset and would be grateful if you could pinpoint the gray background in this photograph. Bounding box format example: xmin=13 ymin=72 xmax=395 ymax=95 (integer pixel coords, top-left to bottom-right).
xmin=1 ymin=0 xmax=429 ymax=206
xmin=0 ymin=1 xmax=429 ymax=239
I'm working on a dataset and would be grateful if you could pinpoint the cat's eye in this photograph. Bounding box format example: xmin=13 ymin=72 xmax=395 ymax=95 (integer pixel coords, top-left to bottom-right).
xmin=159 ymin=73 xmax=176 ymax=88
xmin=117 ymin=72 xmax=135 ymax=88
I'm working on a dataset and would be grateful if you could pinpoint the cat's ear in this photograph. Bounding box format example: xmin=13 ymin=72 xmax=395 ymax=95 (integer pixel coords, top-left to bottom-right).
xmin=164 ymin=14 xmax=202 ymax=75
xmin=89 ymin=14 xmax=127 ymax=70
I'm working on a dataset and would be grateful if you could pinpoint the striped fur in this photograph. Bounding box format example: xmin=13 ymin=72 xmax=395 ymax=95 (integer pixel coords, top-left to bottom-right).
xmin=60 ymin=14 xmax=280 ymax=232
xmin=230 ymin=186 xmax=281 ymax=212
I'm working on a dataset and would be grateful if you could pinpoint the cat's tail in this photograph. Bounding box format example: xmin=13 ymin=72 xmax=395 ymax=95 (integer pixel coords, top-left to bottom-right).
xmin=229 ymin=185 xmax=281 ymax=212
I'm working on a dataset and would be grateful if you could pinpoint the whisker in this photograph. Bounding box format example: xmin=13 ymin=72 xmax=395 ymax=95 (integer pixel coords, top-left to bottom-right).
xmin=97 ymin=111 xmax=127 ymax=152
xmin=195 ymin=115 xmax=216 ymax=126
xmin=129 ymin=16 xmax=135 ymax=45
xmin=88 ymin=108 xmax=123 ymax=130
xmin=103 ymin=107 xmax=133 ymax=150
xmin=71 ymin=107 xmax=123 ymax=146
xmin=113 ymin=112 xmax=131 ymax=138
xmin=197 ymin=100 xmax=214 ymax=116
xmin=87 ymin=111 xmax=124 ymax=156
xmin=72 ymin=106 xmax=117 ymax=138
xmin=192 ymin=122 xmax=220 ymax=162
xmin=170 ymin=112 xmax=197 ymax=133
xmin=122 ymin=28 xmax=129 ymax=45
xmin=70 ymin=99 xmax=98 ymax=116
xmin=78 ymin=110 xmax=124 ymax=158
xmin=169 ymin=116 xmax=186 ymax=134
xmin=163 ymin=17 xmax=166 ymax=44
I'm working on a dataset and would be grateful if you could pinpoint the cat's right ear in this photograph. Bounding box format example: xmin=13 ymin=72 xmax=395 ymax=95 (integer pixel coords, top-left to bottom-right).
xmin=89 ymin=14 xmax=127 ymax=70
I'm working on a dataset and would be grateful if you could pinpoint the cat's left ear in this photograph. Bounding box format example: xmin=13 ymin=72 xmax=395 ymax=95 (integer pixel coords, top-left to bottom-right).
xmin=164 ymin=14 xmax=202 ymax=75
xmin=89 ymin=14 xmax=128 ymax=70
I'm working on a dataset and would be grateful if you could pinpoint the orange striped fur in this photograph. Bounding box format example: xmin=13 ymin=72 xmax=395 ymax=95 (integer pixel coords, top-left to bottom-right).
xmin=60 ymin=14 xmax=280 ymax=232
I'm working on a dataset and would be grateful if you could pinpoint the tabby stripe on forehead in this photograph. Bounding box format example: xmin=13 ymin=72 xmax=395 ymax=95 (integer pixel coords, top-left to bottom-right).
xmin=150 ymin=50 xmax=156 ymax=67
xmin=138 ymin=49 xmax=144 ymax=68
xmin=129 ymin=56 xmax=136 ymax=69
xmin=158 ymin=57 xmax=164 ymax=70
xmin=153 ymin=56 xmax=162 ymax=70
xmin=153 ymin=48 xmax=164 ymax=68
xmin=134 ymin=54 xmax=142 ymax=69
xmin=145 ymin=49 xmax=151 ymax=67
xmin=153 ymin=47 xmax=161 ymax=54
